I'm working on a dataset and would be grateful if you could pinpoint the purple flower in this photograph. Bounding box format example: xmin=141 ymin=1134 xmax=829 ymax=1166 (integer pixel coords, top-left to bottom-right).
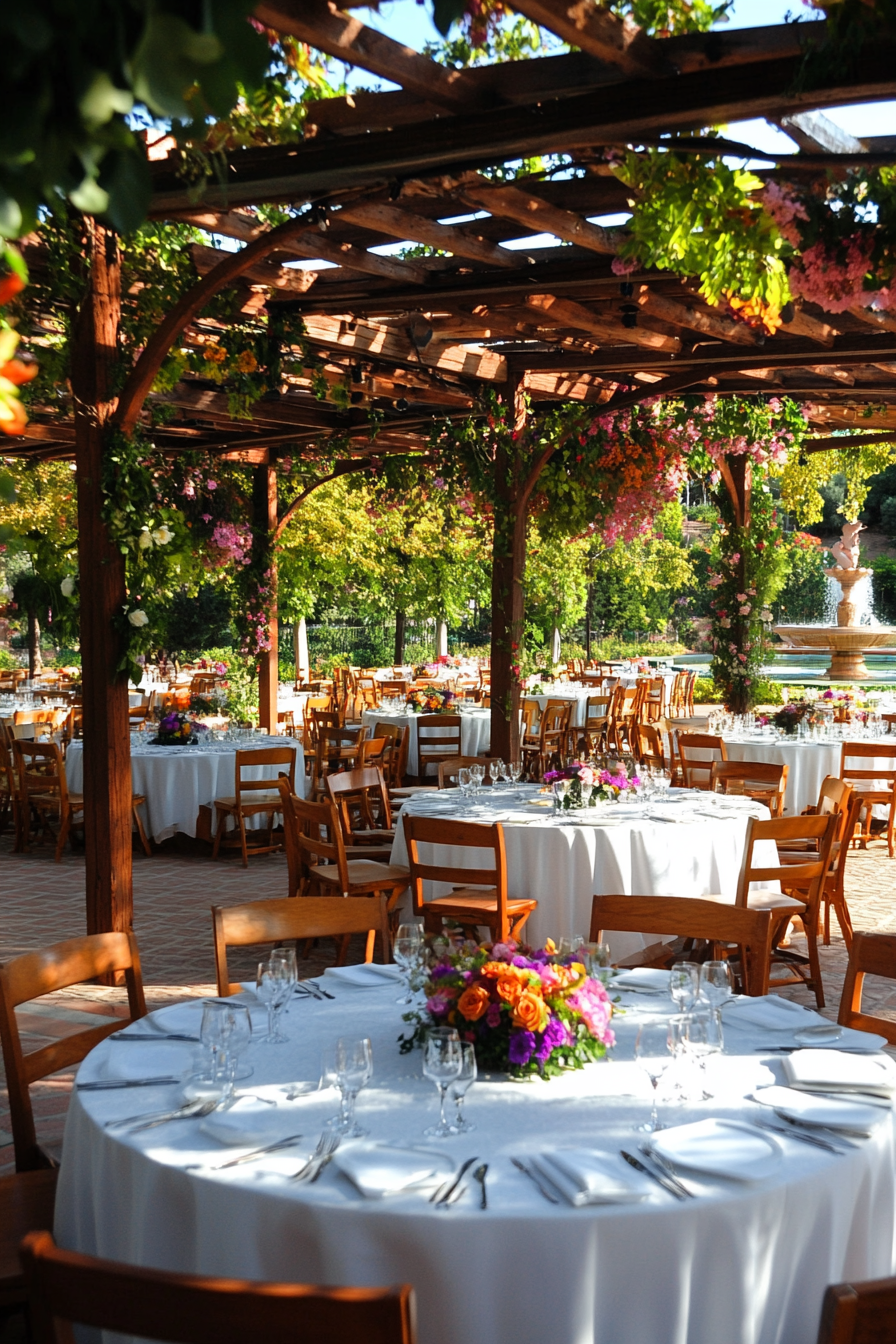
xmin=430 ymin=963 xmax=455 ymax=980
xmin=535 ymin=1017 xmax=570 ymax=1063
xmin=508 ymin=1029 xmax=536 ymax=1066
xmin=426 ymin=993 xmax=451 ymax=1017
xmin=486 ymin=1002 xmax=501 ymax=1028
xmin=160 ymin=713 xmax=179 ymax=731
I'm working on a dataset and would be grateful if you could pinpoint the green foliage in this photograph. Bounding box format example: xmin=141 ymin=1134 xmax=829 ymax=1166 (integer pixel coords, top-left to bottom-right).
xmin=872 ymin=557 xmax=896 ymax=624
xmin=777 ymin=444 xmax=896 ymax=525
xmin=692 ymin=676 xmax=721 ymax=705
xmin=589 ymin=505 xmax=693 ymax=638
xmin=0 ymin=649 xmax=21 ymax=670
xmin=161 ymin=585 xmax=233 ymax=657
xmin=772 ymin=533 xmax=828 ymax=624
xmin=424 ymin=0 xmax=730 ymax=39
xmin=199 ymin=646 xmax=257 ymax=723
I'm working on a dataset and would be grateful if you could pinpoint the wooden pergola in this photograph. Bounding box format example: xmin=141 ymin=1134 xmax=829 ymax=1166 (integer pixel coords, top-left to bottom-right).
xmin=5 ymin=4 xmax=896 ymax=943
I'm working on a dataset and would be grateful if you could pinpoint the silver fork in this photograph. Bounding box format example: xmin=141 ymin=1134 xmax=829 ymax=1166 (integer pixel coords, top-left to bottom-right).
xmin=107 ymin=1098 xmax=219 ymax=1132
xmin=291 ymin=1128 xmax=341 ymax=1182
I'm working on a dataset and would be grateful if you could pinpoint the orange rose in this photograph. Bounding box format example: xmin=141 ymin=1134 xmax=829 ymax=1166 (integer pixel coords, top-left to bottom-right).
xmin=512 ymin=989 xmax=549 ymax=1033
xmin=495 ymin=975 xmax=524 ymax=1006
xmin=457 ymin=984 xmax=490 ymax=1021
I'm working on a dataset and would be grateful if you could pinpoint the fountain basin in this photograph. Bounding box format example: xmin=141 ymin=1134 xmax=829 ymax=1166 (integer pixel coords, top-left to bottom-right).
xmin=774 ymin=626 xmax=896 ymax=679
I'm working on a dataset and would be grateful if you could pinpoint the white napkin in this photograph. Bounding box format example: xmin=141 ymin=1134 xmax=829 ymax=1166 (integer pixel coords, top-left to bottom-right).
xmin=531 ymin=1151 xmax=647 ymax=1206
xmin=199 ymin=1095 xmax=300 ymax=1146
xmin=752 ymin=1086 xmax=888 ymax=1136
xmin=614 ymin=968 xmax=671 ymax=993
xmin=723 ymin=995 xmax=816 ymax=1032
xmin=650 ymin=1118 xmax=782 ymax=1182
xmin=783 ymin=1050 xmax=896 ymax=1097
xmin=332 ymin=1144 xmax=454 ymax=1198
xmin=322 ymin=964 xmax=403 ymax=988
xmin=84 ymin=1040 xmax=194 ymax=1083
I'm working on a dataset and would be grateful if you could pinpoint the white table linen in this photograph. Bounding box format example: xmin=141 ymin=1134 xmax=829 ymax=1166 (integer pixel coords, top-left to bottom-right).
xmin=721 ymin=736 xmax=896 ymax=816
xmin=524 ymin=688 xmax=596 ymax=728
xmin=55 ymin=988 xmax=896 ymax=1344
xmin=389 ymin=786 xmax=774 ymax=956
xmin=65 ymin=737 xmax=305 ymax=843
xmin=362 ymin=708 xmax=490 ymax=778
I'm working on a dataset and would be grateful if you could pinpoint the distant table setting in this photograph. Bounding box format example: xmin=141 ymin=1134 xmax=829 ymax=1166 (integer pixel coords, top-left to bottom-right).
xmin=65 ymin=735 xmax=305 ymax=843
xmin=719 ymin=733 xmax=896 ymax=816
xmin=56 ymin=965 xmax=896 ymax=1344
xmin=362 ymin=706 xmax=491 ymax=777
xmin=389 ymin=784 xmax=775 ymax=956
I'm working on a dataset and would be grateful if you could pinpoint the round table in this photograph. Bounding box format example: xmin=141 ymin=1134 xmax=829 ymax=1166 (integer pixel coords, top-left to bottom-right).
xmin=389 ymin=786 xmax=775 ymax=957
xmin=721 ymin=734 xmax=896 ymax=816
xmin=55 ymin=985 xmax=896 ymax=1344
xmin=362 ymin=708 xmax=491 ymax=778
xmin=523 ymin=688 xmax=596 ymax=728
xmin=65 ymin=736 xmax=305 ymax=844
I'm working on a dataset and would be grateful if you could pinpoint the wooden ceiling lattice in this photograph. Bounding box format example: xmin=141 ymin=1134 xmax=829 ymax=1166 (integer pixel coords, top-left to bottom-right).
xmin=7 ymin=8 xmax=896 ymax=464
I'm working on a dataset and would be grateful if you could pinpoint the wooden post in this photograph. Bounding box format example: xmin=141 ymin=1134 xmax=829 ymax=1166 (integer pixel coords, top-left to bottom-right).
xmin=489 ymin=381 xmax=529 ymax=765
xmin=717 ymin=452 xmax=753 ymax=715
xmin=71 ymin=220 xmax=133 ymax=937
xmin=254 ymin=463 xmax=278 ymax=731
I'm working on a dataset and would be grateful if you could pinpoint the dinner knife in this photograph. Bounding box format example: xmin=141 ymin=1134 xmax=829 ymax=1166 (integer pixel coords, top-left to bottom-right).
xmin=112 ymin=1032 xmax=200 ymax=1043
xmin=432 ymin=1155 xmax=478 ymax=1204
xmin=750 ymin=1118 xmax=848 ymax=1155
xmin=77 ymin=1076 xmax=183 ymax=1090
xmin=511 ymin=1157 xmax=560 ymax=1204
xmin=620 ymin=1149 xmax=689 ymax=1200
xmin=218 ymin=1134 xmax=305 ymax=1168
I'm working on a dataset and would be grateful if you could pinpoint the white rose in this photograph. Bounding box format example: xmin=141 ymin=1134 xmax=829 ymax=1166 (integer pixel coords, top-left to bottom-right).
xmin=152 ymin=524 xmax=173 ymax=545
xmin=60 ymin=576 xmax=75 ymax=597
xmin=127 ymin=609 xmax=149 ymax=627
xmin=138 ymin=528 xmax=153 ymax=550
xmin=760 ymin=608 xmax=773 ymax=622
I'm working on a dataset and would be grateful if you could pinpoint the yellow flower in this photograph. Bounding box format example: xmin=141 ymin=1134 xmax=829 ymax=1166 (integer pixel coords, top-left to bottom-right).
xmin=235 ymin=350 xmax=258 ymax=374
xmin=203 ymin=343 xmax=227 ymax=364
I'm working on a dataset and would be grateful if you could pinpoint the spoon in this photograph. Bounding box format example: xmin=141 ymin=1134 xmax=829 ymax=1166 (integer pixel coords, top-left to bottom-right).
xmin=473 ymin=1162 xmax=488 ymax=1210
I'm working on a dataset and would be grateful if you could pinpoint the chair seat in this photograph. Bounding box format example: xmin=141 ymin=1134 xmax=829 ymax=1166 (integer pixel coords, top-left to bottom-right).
xmin=349 ymin=829 xmax=396 ymax=843
xmin=310 ymin=860 xmax=409 ymax=886
xmin=0 ymin=1168 xmax=58 ymax=1305
xmin=745 ymin=889 xmax=807 ymax=913
xmin=389 ymin=786 xmax=436 ymax=798
xmin=430 ymin=890 xmax=538 ymax=915
xmin=214 ymin=791 xmax=282 ymax=809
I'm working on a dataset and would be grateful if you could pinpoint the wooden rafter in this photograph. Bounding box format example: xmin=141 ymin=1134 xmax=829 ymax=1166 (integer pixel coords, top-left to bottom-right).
xmin=510 ymin=0 xmax=665 ymax=76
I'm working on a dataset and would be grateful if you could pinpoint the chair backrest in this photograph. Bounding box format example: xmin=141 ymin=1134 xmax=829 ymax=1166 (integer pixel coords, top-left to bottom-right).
xmin=212 ymin=895 xmax=392 ymax=996
xmin=710 ymin=760 xmax=788 ymax=816
xmin=584 ymin=695 xmax=610 ymax=725
xmin=416 ymin=714 xmax=463 ymax=773
xmin=234 ymin=747 xmax=295 ymax=800
xmin=0 ymin=933 xmax=146 ymax=1170
xmin=303 ymin=697 xmax=334 ymax=745
xmin=402 ymin=813 xmax=509 ymax=929
xmin=540 ymin=700 xmax=572 ymax=742
xmin=817 ymin=1272 xmax=896 ymax=1344
xmin=521 ymin=699 xmax=539 ymax=738
xmin=589 ymin=895 xmax=773 ymax=995
xmin=840 ymin=740 xmax=896 ymax=792
xmin=437 ymin=756 xmax=487 ymax=788
xmin=277 ymin=778 xmax=350 ymax=895
xmin=837 ymin=931 xmax=896 ymax=1046
xmin=20 ymin=1231 xmax=416 ymax=1344
xmin=13 ymin=740 xmax=69 ymax=807
xmin=635 ymin=722 xmax=665 ymax=769
xmin=676 ymin=732 xmax=727 ymax=789
xmin=326 ymin=766 xmax=392 ymax=836
xmin=359 ymin=735 xmax=389 ymax=767
xmin=734 ymin=813 xmax=836 ymax=911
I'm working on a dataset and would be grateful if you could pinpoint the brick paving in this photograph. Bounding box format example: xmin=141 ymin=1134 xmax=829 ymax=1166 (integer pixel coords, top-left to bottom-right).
xmin=0 ymin=828 xmax=895 ymax=1176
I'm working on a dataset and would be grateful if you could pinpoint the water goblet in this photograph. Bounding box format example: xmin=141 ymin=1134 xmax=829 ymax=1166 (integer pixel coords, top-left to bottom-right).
xmin=423 ymin=1031 xmax=462 ymax=1138
xmin=255 ymin=956 xmax=292 ymax=1044
xmin=551 ymin=778 xmax=570 ymax=811
xmin=508 ymin=761 xmax=523 ymax=786
xmin=699 ymin=959 xmax=733 ymax=1043
xmin=323 ymin=1037 xmax=373 ymax=1137
xmin=457 ymin=767 xmax=472 ymax=798
xmin=580 ymin=941 xmax=612 ymax=984
xmin=669 ymin=962 xmax=701 ymax=1013
xmin=489 ymin=757 xmax=506 ymax=789
xmin=393 ymin=935 xmax=422 ymax=1005
xmin=683 ymin=1010 xmax=722 ymax=1099
xmin=449 ymin=1041 xmax=477 ymax=1133
xmin=198 ymin=1002 xmax=235 ymax=1100
xmin=470 ymin=763 xmax=485 ymax=794
xmin=634 ymin=1019 xmax=673 ymax=1133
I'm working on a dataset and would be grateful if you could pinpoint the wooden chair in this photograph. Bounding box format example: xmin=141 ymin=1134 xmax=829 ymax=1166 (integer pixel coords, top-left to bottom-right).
xmin=402 ymin=813 xmax=537 ymax=942
xmin=520 ymin=700 xmax=571 ymax=780
xmin=416 ymin=713 xmax=463 ymax=780
xmin=589 ymin=895 xmax=773 ymax=995
xmin=13 ymin=741 xmax=84 ymax=860
xmin=839 ymin=740 xmax=896 ymax=856
xmin=303 ymin=695 xmax=334 ymax=748
xmin=606 ymin=685 xmax=640 ymax=753
xmin=0 ymin=729 xmax=19 ymax=840
xmin=0 ymin=932 xmax=146 ymax=1171
xmin=676 ymin=731 xmax=727 ymax=790
xmin=581 ymin=695 xmax=610 ymax=754
xmin=635 ymin=722 xmax=666 ymax=771
xmin=818 ymin=1273 xmax=896 ymax=1344
xmin=212 ymin=895 xmax=393 ymax=995
xmin=278 ymin=780 xmax=409 ymax=916
xmin=640 ymin=677 xmax=669 ymax=723
xmin=212 ymin=746 xmax=297 ymax=866
xmin=309 ymin=712 xmax=366 ymax=795
xmin=778 ymin=777 xmax=861 ymax=947
xmin=379 ymin=679 xmax=408 ymax=699
xmin=837 ymin=931 xmax=896 ymax=1046
xmin=359 ymin=734 xmax=389 ymax=768
xmin=326 ymin=766 xmax=395 ymax=854
xmin=19 ymin=1231 xmax=416 ymax=1344
xmin=710 ymin=760 xmax=788 ymax=817
xmin=0 ymin=1170 xmax=58 ymax=1312
xmin=437 ymin=756 xmax=488 ymax=788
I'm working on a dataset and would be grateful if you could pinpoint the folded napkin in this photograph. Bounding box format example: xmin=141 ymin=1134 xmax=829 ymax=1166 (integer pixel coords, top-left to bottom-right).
xmin=322 ymin=964 xmax=403 ymax=988
xmin=531 ymin=1150 xmax=647 ymax=1206
xmin=332 ymin=1144 xmax=454 ymax=1198
xmin=752 ymin=1085 xmax=888 ymax=1136
xmin=81 ymin=1039 xmax=194 ymax=1084
xmin=783 ymin=1049 xmax=896 ymax=1097
xmin=650 ymin=1118 xmax=782 ymax=1182
xmin=724 ymin=995 xmax=816 ymax=1033
xmin=614 ymin=968 xmax=671 ymax=993
xmin=200 ymin=1095 xmax=300 ymax=1146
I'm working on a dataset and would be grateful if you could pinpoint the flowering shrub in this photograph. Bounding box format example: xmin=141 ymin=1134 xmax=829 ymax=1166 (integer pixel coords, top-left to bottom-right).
xmin=399 ymin=938 xmax=614 ymax=1079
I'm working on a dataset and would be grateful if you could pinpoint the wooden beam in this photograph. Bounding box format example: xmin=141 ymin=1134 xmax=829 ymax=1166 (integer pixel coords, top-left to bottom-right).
xmin=779 ymin=306 xmax=838 ymax=347
xmin=336 ymin=201 xmax=522 ymax=270
xmin=777 ymin=111 xmax=866 ymax=155
xmin=298 ymin=313 xmax=508 ymax=381
xmin=253 ymin=0 xmax=480 ymax=111
xmin=664 ymin=21 xmax=825 ymax=75
xmin=523 ymin=370 xmax=614 ymax=403
xmin=459 ymin=176 xmax=620 ymax=256
xmin=849 ymin=306 xmax=896 ymax=334
xmin=803 ymin=432 xmax=896 ymax=452
xmin=637 ymin=286 xmax=759 ymax=346
xmin=525 ymin=293 xmax=681 ymax=352
xmin=509 ymin=0 xmax=665 ymax=76
xmin=191 ymin=244 xmax=317 ymax=294
xmin=286 ymin=232 xmax=431 ymax=285
xmin=254 ymin=463 xmax=278 ymax=732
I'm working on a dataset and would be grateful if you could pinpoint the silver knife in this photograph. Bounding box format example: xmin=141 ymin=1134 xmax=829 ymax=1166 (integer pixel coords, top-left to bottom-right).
xmin=620 ymin=1149 xmax=689 ymax=1200
xmin=751 ymin=1117 xmax=847 ymax=1154
xmin=432 ymin=1156 xmax=478 ymax=1204
xmin=217 ymin=1135 xmax=305 ymax=1168
xmin=112 ymin=1033 xmax=200 ymax=1043
xmin=77 ymin=1076 xmax=183 ymax=1090
xmin=511 ymin=1157 xmax=560 ymax=1204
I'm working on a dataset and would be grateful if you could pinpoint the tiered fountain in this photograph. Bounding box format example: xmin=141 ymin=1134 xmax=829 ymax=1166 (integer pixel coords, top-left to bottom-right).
xmin=774 ymin=522 xmax=896 ymax=679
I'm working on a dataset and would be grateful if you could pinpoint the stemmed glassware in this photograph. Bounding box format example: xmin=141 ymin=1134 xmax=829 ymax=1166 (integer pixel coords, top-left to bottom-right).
xmin=634 ymin=1019 xmax=673 ymax=1133
xmin=669 ymin=962 xmax=701 ymax=1013
xmin=322 ymin=1037 xmax=373 ymax=1137
xmin=699 ymin=959 xmax=733 ymax=1043
xmin=457 ymin=767 xmax=472 ymax=798
xmin=449 ymin=1042 xmax=477 ymax=1132
xmin=508 ymin=761 xmax=523 ymax=787
xmin=256 ymin=952 xmax=293 ymax=1044
xmin=422 ymin=1027 xmax=462 ymax=1137
xmin=488 ymin=758 xmax=506 ymax=788
xmin=394 ymin=922 xmax=424 ymax=1005
xmin=225 ymin=1003 xmax=253 ymax=1082
xmin=469 ymin=763 xmax=485 ymax=794
xmin=551 ymin=778 xmax=570 ymax=811
xmin=198 ymin=1002 xmax=236 ymax=1100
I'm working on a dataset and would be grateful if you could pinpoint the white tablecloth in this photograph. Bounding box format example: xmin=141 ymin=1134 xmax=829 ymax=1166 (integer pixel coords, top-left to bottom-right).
xmin=55 ymin=988 xmax=896 ymax=1344
xmin=722 ymin=736 xmax=896 ymax=816
xmin=65 ymin=737 xmax=305 ymax=843
xmin=389 ymin=786 xmax=773 ymax=957
xmin=363 ymin=709 xmax=491 ymax=778
xmin=524 ymin=689 xmax=595 ymax=727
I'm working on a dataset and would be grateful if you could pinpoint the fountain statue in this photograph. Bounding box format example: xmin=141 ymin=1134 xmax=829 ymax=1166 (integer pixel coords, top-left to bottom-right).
xmin=775 ymin=521 xmax=896 ymax=679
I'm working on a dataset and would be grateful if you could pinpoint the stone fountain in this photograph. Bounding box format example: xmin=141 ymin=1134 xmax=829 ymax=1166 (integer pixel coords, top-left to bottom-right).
xmin=775 ymin=522 xmax=896 ymax=679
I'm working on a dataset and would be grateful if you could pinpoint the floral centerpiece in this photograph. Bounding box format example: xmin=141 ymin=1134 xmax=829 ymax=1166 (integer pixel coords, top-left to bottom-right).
xmin=406 ymin=686 xmax=457 ymax=714
xmin=544 ymin=760 xmax=640 ymax=808
xmin=761 ymin=701 xmax=811 ymax=735
xmin=820 ymin=688 xmax=856 ymax=723
xmin=151 ymin=710 xmax=208 ymax=746
xmin=399 ymin=938 xmax=614 ymax=1078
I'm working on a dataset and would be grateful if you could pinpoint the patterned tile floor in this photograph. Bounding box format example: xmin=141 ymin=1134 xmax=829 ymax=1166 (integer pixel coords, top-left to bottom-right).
xmin=1 ymin=829 xmax=895 ymax=1176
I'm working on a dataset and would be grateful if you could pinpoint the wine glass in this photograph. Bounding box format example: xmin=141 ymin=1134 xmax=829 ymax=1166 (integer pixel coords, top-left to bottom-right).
xmin=224 ymin=1003 xmax=253 ymax=1082
xmin=423 ymin=1031 xmax=462 ymax=1137
xmin=580 ymin=941 xmax=611 ymax=984
xmin=669 ymin=962 xmax=700 ymax=1013
xmin=557 ymin=935 xmax=584 ymax=958
xmin=551 ymin=778 xmax=570 ymax=811
xmin=470 ymin=763 xmax=485 ymax=794
xmin=393 ymin=935 xmax=421 ymax=1005
xmin=634 ymin=1019 xmax=673 ymax=1133
xmin=683 ymin=1011 xmax=723 ymax=1099
xmin=699 ymin=960 xmax=733 ymax=1041
xmin=324 ymin=1037 xmax=373 ymax=1137
xmin=198 ymin=1002 xmax=235 ymax=1100
xmin=457 ymin=767 xmax=472 ymax=798
xmin=508 ymin=760 xmax=523 ymax=786
xmin=489 ymin=758 xmax=506 ymax=788
xmin=256 ymin=956 xmax=292 ymax=1044
xmin=449 ymin=1042 xmax=477 ymax=1133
